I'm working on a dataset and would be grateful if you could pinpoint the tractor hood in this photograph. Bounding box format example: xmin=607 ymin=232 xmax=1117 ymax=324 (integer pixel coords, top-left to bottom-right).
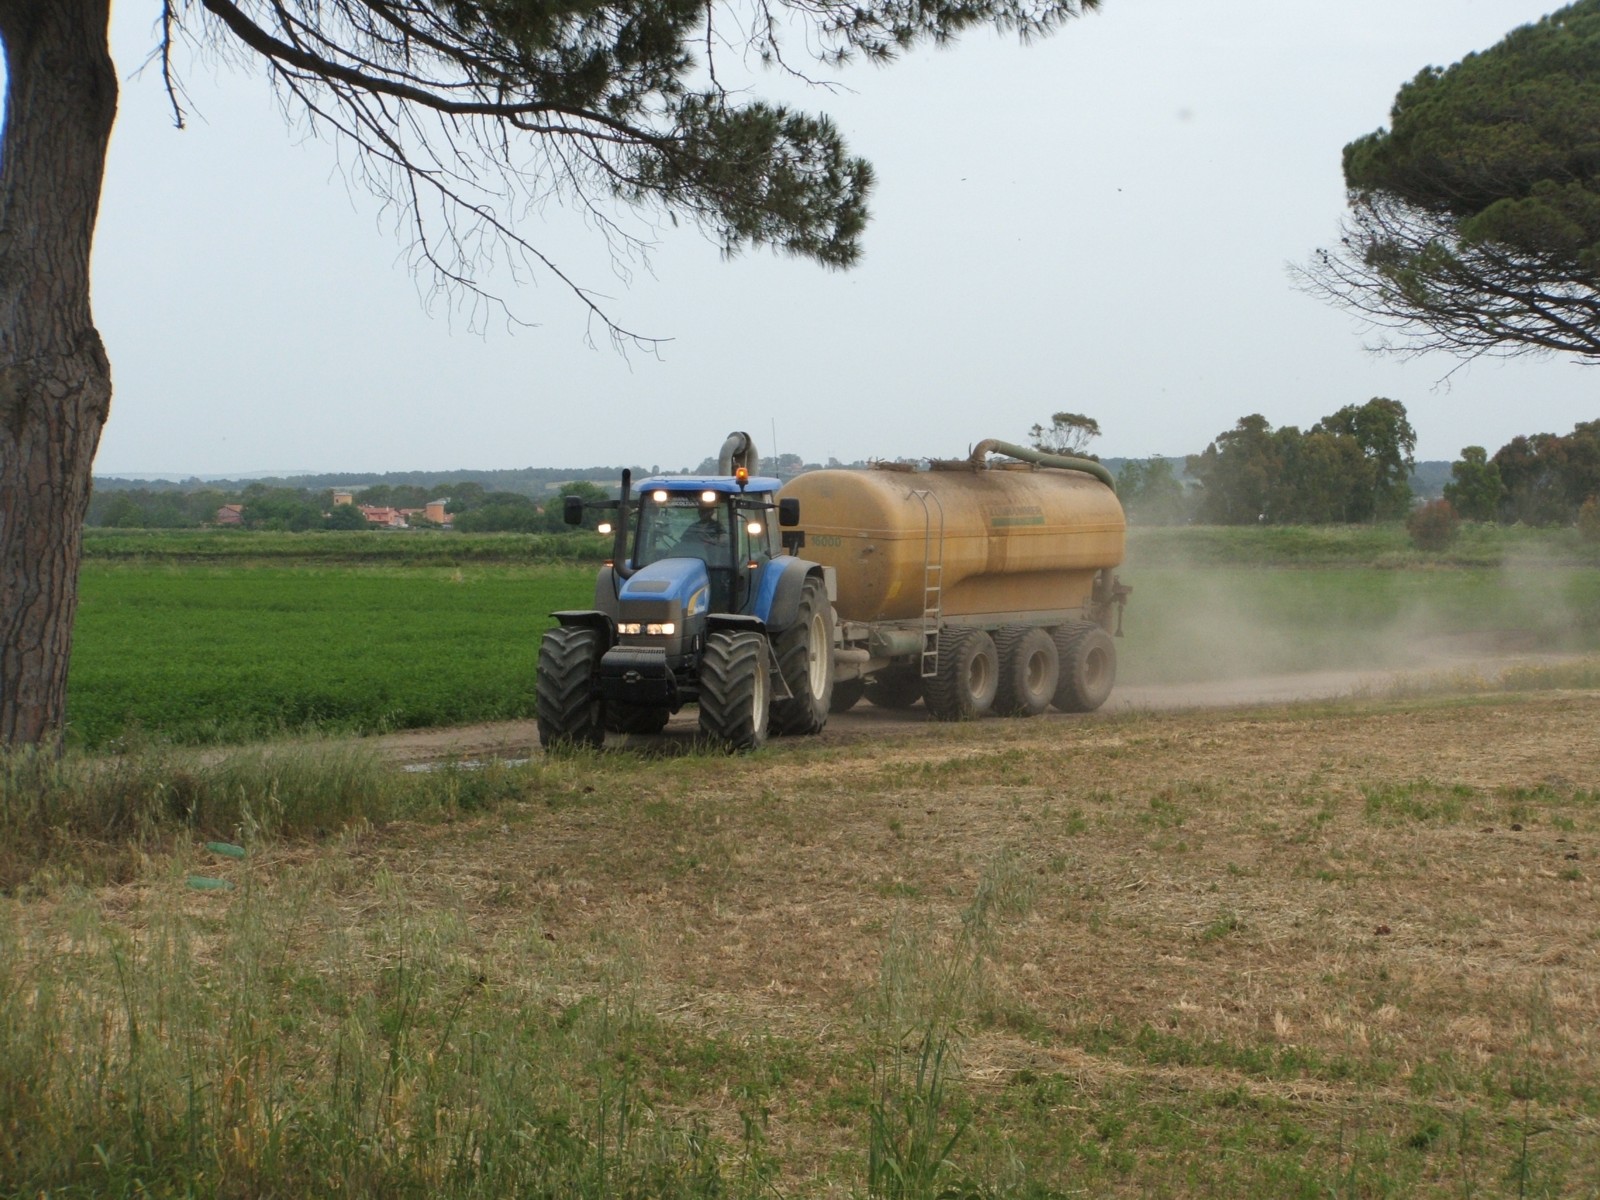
xmin=617 ymin=557 xmax=711 ymax=627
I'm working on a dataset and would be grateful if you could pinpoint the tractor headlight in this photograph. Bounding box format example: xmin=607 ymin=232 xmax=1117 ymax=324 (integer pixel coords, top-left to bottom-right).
xmin=618 ymin=622 xmax=642 ymax=635
xmin=647 ymin=622 xmax=675 ymax=636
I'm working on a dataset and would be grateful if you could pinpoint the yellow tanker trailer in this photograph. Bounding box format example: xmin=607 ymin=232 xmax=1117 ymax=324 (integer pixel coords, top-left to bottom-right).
xmin=779 ymin=439 xmax=1130 ymax=720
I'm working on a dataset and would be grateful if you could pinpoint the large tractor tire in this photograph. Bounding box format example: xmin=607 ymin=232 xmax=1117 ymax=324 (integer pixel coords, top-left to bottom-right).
xmin=608 ymin=705 xmax=672 ymax=735
xmin=770 ymin=576 xmax=834 ymax=736
xmin=994 ymin=625 xmax=1059 ymax=717
xmin=923 ymin=628 xmax=999 ymax=722
xmin=863 ymin=668 xmax=923 ymax=710
xmin=1052 ymin=621 xmax=1117 ymax=713
xmin=829 ymin=678 xmax=866 ymax=713
xmin=536 ymin=626 xmax=606 ymax=749
xmin=699 ymin=630 xmax=771 ymax=750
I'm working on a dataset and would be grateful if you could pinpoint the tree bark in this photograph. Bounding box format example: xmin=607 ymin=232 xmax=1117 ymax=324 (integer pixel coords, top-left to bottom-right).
xmin=0 ymin=0 xmax=117 ymax=745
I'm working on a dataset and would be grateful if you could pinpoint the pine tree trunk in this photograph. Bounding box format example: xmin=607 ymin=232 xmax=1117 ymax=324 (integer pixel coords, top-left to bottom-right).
xmin=0 ymin=0 xmax=117 ymax=745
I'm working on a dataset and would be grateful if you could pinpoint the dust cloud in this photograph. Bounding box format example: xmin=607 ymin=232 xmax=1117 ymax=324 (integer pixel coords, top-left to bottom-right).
xmin=1110 ymin=555 xmax=1598 ymax=710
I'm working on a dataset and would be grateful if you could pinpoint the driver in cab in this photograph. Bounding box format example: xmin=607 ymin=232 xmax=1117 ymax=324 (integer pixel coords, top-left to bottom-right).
xmin=672 ymin=506 xmax=727 ymax=557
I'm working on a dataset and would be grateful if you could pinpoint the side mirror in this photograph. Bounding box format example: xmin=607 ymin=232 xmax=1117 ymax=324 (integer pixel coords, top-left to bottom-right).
xmin=778 ymin=498 xmax=800 ymax=528
xmin=562 ymin=495 xmax=585 ymax=526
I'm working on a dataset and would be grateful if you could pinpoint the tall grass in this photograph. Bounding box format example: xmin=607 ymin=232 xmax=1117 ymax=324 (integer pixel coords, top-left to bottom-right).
xmin=0 ymin=743 xmax=528 ymax=893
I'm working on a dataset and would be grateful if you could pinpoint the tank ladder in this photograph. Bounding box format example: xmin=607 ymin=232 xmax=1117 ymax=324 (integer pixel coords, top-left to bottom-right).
xmin=907 ymin=489 xmax=945 ymax=679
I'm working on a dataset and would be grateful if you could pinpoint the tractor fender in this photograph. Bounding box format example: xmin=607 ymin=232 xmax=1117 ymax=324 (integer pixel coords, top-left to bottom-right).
xmin=551 ymin=610 xmax=616 ymax=641
xmin=706 ymin=612 xmax=766 ymax=635
xmin=754 ymin=558 xmax=826 ymax=633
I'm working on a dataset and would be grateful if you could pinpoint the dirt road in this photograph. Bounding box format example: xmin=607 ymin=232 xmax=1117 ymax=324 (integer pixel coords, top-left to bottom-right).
xmin=375 ymin=649 xmax=1581 ymax=766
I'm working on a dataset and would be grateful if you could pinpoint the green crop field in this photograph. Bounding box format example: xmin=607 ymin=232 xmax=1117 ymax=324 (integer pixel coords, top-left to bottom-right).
xmin=67 ymin=564 xmax=596 ymax=747
xmin=62 ymin=524 xmax=1600 ymax=747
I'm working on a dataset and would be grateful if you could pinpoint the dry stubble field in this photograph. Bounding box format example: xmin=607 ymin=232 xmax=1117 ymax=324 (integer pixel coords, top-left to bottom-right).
xmin=9 ymin=686 xmax=1599 ymax=1197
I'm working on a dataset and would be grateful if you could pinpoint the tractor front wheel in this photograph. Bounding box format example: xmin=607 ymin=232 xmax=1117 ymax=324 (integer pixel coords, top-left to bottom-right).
xmin=536 ymin=626 xmax=606 ymax=749
xmin=699 ymin=630 xmax=771 ymax=751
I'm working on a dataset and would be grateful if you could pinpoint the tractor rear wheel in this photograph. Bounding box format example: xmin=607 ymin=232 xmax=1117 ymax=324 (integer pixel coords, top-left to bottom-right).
xmin=536 ymin=626 xmax=606 ymax=749
xmin=923 ymin=629 xmax=998 ymax=721
xmin=864 ymin=668 xmax=923 ymax=710
xmin=829 ymin=677 xmax=865 ymax=713
xmin=770 ymin=576 xmax=833 ymax=735
xmin=1052 ymin=621 xmax=1117 ymax=712
xmin=995 ymin=626 xmax=1059 ymax=717
xmin=699 ymin=630 xmax=771 ymax=750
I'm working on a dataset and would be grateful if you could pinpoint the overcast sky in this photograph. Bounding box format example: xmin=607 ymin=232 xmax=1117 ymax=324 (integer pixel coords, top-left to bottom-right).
xmin=77 ymin=0 xmax=1595 ymax=477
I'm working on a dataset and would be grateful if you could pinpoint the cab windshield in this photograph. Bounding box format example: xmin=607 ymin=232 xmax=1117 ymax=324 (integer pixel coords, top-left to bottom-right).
xmin=635 ymin=495 xmax=732 ymax=568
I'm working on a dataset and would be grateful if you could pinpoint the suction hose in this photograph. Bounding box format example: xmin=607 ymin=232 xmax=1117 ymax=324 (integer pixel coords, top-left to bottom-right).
xmin=968 ymin=438 xmax=1116 ymax=491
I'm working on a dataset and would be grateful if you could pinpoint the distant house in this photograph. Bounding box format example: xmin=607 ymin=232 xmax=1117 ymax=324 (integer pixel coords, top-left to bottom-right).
xmin=332 ymin=490 xmax=355 ymax=507
xmin=358 ymin=505 xmax=408 ymax=528
xmin=215 ymin=504 xmax=244 ymax=526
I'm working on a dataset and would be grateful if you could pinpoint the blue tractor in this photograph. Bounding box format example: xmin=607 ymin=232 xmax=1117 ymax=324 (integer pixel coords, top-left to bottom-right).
xmin=537 ymin=433 xmax=834 ymax=750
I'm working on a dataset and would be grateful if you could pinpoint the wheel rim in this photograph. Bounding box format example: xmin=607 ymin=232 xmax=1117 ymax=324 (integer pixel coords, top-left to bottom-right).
xmin=753 ymin=654 xmax=770 ymax=724
xmin=1083 ymin=644 xmax=1109 ymax=690
xmin=806 ymin=610 xmax=828 ymax=698
xmin=1025 ymin=649 xmax=1049 ymax=694
xmin=966 ymin=649 xmax=991 ymax=699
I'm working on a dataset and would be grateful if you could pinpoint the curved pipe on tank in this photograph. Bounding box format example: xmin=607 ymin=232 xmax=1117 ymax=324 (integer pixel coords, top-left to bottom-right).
xmin=718 ymin=431 xmax=760 ymax=476
xmin=968 ymin=438 xmax=1116 ymax=491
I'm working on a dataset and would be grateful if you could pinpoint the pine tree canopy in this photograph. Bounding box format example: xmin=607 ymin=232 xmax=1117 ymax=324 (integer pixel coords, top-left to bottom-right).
xmin=179 ymin=0 xmax=1100 ymax=337
xmin=1301 ymin=0 xmax=1600 ymax=361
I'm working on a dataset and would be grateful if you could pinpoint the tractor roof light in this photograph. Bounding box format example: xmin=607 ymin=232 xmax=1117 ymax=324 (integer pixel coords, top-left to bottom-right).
xmin=734 ymin=466 xmax=749 ymax=491
xmin=701 ymin=490 xmax=717 ymax=504
xmin=651 ymin=490 xmax=669 ymax=503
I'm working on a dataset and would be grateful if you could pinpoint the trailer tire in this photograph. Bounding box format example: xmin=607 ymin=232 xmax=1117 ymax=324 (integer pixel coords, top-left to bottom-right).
xmin=923 ymin=629 xmax=998 ymax=721
xmin=536 ymin=626 xmax=606 ymax=749
xmin=609 ymin=705 xmax=671 ymax=735
xmin=864 ymin=668 xmax=923 ymax=710
xmin=1052 ymin=622 xmax=1117 ymax=713
xmin=829 ymin=678 xmax=865 ymax=713
xmin=699 ymin=630 xmax=770 ymax=750
xmin=995 ymin=626 xmax=1059 ymax=717
xmin=770 ymin=576 xmax=833 ymax=736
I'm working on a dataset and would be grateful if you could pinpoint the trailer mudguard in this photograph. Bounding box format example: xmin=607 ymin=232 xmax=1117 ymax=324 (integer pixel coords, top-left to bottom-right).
xmin=752 ymin=557 xmax=825 ymax=632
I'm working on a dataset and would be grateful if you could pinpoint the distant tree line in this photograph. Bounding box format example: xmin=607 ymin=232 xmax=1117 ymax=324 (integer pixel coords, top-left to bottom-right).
xmin=87 ymin=479 xmax=615 ymax=532
xmin=1444 ymin=421 xmax=1600 ymax=525
xmin=90 ymin=408 xmax=1600 ymax=532
xmin=1182 ymin=398 xmax=1418 ymax=525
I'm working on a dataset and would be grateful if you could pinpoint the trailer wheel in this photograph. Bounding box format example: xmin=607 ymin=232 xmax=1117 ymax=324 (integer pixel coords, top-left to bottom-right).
xmin=770 ymin=576 xmax=833 ymax=736
xmin=829 ymin=677 xmax=865 ymax=713
xmin=864 ymin=668 xmax=923 ymax=710
xmin=1052 ymin=621 xmax=1117 ymax=713
xmin=923 ymin=629 xmax=998 ymax=721
xmin=609 ymin=705 xmax=671 ymax=735
xmin=995 ymin=626 xmax=1059 ymax=717
xmin=699 ymin=630 xmax=770 ymax=750
xmin=536 ymin=626 xmax=606 ymax=749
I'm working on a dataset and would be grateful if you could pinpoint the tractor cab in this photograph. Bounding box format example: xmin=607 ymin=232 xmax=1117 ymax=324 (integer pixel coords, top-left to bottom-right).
xmin=630 ymin=477 xmax=778 ymax=615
